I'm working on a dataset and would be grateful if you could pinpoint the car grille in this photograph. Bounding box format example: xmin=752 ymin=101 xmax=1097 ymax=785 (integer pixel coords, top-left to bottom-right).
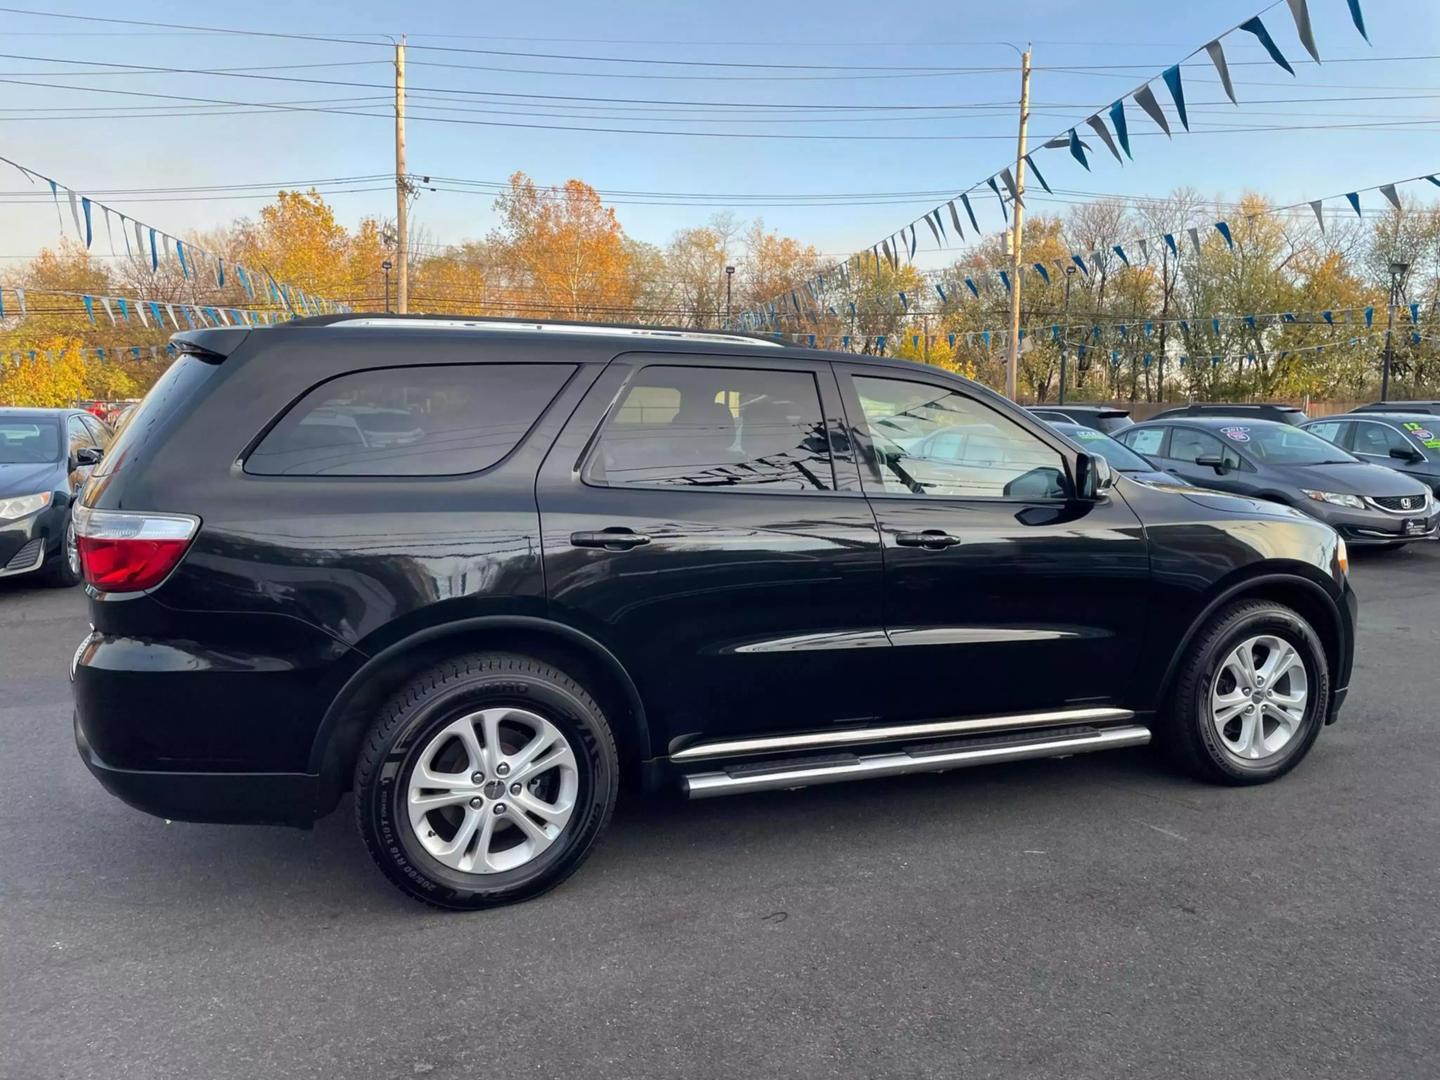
xmin=1370 ymin=493 xmax=1430 ymax=513
xmin=4 ymin=538 xmax=43 ymax=572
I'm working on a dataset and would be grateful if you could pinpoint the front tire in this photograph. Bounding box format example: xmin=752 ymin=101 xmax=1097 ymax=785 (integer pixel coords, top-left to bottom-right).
xmin=354 ymin=652 xmax=619 ymax=910
xmin=1162 ymin=599 xmax=1330 ymax=785
xmin=38 ymin=513 xmax=82 ymax=588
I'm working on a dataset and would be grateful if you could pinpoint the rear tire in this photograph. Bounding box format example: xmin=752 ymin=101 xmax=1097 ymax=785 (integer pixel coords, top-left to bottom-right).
xmin=354 ymin=652 xmax=619 ymax=910
xmin=1162 ymin=599 xmax=1329 ymax=785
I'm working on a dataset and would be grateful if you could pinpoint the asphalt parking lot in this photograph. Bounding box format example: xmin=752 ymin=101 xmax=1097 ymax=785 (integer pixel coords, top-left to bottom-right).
xmin=3 ymin=546 xmax=1439 ymax=1080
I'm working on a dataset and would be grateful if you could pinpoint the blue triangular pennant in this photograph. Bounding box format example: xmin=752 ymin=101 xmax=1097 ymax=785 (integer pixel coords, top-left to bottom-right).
xmin=1068 ymin=128 xmax=1090 ymax=171
xmin=1161 ymin=65 xmax=1189 ymax=130
xmin=1024 ymin=154 xmax=1052 ymax=193
xmin=1108 ymin=100 xmax=1131 ymax=159
xmin=1240 ymin=16 xmax=1296 ymax=76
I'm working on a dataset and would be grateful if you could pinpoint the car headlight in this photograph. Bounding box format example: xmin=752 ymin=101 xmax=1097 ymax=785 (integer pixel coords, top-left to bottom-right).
xmin=1301 ymin=489 xmax=1366 ymax=510
xmin=0 ymin=491 xmax=52 ymax=521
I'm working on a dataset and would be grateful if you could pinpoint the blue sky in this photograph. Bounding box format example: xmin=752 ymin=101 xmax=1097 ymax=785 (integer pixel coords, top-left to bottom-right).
xmin=2 ymin=0 xmax=1438 ymax=272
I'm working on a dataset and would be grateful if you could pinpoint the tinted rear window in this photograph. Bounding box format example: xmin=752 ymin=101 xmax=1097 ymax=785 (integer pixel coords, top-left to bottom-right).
xmin=246 ymin=364 xmax=573 ymax=477
xmin=92 ymin=356 xmax=218 ymax=478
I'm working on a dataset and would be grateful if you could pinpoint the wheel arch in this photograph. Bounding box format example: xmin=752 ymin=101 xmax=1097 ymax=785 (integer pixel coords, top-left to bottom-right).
xmin=308 ymin=616 xmax=653 ymax=809
xmin=1155 ymin=570 xmax=1346 ymax=712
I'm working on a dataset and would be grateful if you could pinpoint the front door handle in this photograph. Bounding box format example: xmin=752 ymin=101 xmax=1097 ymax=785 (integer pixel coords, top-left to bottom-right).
xmin=570 ymin=528 xmax=651 ymax=551
xmin=895 ymin=530 xmax=961 ymax=550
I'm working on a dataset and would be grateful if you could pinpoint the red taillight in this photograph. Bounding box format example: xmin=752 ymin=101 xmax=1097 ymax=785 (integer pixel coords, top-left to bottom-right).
xmin=73 ymin=506 xmax=200 ymax=592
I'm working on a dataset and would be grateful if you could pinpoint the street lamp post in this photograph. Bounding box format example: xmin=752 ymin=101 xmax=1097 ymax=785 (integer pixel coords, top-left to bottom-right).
xmin=1382 ymin=260 xmax=1409 ymax=401
xmin=1058 ymin=265 xmax=1077 ymax=404
xmin=724 ymin=265 xmax=735 ymax=328
xmin=382 ymin=260 xmax=393 ymax=314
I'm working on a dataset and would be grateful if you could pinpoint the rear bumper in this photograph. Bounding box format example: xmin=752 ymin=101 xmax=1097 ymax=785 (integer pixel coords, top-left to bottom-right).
xmin=75 ymin=711 xmax=322 ymax=826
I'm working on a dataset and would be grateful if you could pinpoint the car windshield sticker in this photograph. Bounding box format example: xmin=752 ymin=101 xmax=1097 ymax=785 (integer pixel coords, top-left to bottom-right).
xmin=1402 ymin=421 xmax=1440 ymax=448
xmin=1221 ymin=426 xmax=1250 ymax=442
xmin=1076 ymin=430 xmax=1105 ymax=440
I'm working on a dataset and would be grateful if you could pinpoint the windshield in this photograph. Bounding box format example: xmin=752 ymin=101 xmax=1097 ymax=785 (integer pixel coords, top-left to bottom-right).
xmin=0 ymin=417 xmax=61 ymax=464
xmin=1217 ymin=423 xmax=1355 ymax=465
xmin=1053 ymin=424 xmax=1154 ymax=471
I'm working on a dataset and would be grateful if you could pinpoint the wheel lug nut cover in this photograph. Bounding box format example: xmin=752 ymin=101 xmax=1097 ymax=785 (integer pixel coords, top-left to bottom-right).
xmin=471 ymin=772 xmax=484 ymax=783
xmin=494 ymin=803 xmax=506 ymax=815
xmin=469 ymin=797 xmax=482 ymax=809
xmin=510 ymin=782 xmax=521 ymax=795
xmin=496 ymin=763 xmax=510 ymax=776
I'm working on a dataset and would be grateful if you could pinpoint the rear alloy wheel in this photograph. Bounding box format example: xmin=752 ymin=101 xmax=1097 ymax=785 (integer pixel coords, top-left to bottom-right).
xmin=406 ymin=707 xmax=580 ymax=875
xmin=354 ymin=652 xmax=618 ymax=909
xmin=1164 ymin=599 xmax=1330 ymax=784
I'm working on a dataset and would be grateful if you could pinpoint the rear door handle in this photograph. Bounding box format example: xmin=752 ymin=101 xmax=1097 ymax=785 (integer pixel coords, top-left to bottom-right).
xmin=570 ymin=529 xmax=651 ymax=551
xmin=895 ymin=530 xmax=961 ymax=550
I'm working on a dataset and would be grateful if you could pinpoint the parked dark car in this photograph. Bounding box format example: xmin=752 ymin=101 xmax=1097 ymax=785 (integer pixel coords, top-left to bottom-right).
xmin=1027 ymin=404 xmax=1133 ymax=434
xmin=1302 ymin=413 xmax=1440 ymax=497
xmin=1146 ymin=402 xmax=1308 ymax=426
xmin=1117 ymin=417 xmax=1437 ymax=547
xmin=1351 ymin=400 xmax=1440 ymax=416
xmin=74 ymin=316 xmax=1357 ymax=909
xmin=1044 ymin=420 xmax=1186 ymax=487
xmin=0 ymin=407 xmax=110 ymax=585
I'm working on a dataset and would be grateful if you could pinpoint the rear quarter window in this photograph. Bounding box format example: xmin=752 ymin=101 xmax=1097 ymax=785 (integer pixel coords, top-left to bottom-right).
xmin=245 ymin=363 xmax=574 ymax=477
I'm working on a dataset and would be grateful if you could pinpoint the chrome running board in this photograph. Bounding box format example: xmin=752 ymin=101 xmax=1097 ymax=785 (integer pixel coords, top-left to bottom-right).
xmin=682 ymin=724 xmax=1151 ymax=799
xmin=670 ymin=706 xmax=1135 ymax=763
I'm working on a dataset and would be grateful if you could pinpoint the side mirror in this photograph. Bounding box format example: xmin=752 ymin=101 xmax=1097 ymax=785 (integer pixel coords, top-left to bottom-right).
xmin=1195 ymin=453 xmax=1228 ymax=474
xmin=1390 ymin=447 xmax=1424 ymax=464
xmin=72 ymin=446 xmax=103 ymax=469
xmin=1073 ymin=452 xmax=1114 ymax=499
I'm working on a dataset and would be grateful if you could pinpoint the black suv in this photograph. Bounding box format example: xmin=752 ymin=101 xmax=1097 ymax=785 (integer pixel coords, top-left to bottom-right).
xmin=73 ymin=316 xmax=1357 ymax=909
xmin=1146 ymin=403 xmax=1308 ymax=426
xmin=1027 ymin=404 xmax=1133 ymax=434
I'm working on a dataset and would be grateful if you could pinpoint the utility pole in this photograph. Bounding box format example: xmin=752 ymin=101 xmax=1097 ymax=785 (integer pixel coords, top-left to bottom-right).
xmin=382 ymin=260 xmax=392 ymax=313
xmin=394 ymin=37 xmax=409 ymax=315
xmin=1382 ymin=260 xmax=1408 ymax=401
xmin=1058 ymin=264 xmax=1076 ymax=404
xmin=1004 ymin=45 xmax=1032 ymax=402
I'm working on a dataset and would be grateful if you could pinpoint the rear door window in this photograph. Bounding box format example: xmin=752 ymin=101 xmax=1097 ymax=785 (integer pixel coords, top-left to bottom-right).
xmin=247 ymin=364 xmax=574 ymax=477
xmin=1305 ymin=420 xmax=1345 ymax=446
xmin=1121 ymin=426 xmax=1167 ymax=457
xmin=588 ymin=365 xmax=835 ymax=491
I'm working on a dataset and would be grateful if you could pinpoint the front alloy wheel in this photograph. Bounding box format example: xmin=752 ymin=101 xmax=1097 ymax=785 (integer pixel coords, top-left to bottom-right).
xmin=1164 ymin=599 xmax=1330 ymax=785
xmin=1209 ymin=634 xmax=1308 ymax=763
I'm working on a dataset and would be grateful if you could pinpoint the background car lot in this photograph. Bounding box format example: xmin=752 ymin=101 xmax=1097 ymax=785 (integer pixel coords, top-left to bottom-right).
xmin=3 ymin=547 xmax=1438 ymax=1079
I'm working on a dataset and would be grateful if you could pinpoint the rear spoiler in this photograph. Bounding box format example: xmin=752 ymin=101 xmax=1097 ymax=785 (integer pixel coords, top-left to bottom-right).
xmin=171 ymin=328 xmax=251 ymax=362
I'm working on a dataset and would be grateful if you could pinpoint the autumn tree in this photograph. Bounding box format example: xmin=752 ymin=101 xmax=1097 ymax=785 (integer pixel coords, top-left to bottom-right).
xmin=487 ymin=172 xmax=640 ymax=321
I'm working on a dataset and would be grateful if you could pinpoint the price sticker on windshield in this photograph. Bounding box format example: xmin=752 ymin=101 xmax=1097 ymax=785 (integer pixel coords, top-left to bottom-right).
xmin=1220 ymin=426 xmax=1251 ymax=442
xmin=1075 ymin=430 xmax=1106 ymax=441
xmin=1402 ymin=421 xmax=1440 ymax=447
